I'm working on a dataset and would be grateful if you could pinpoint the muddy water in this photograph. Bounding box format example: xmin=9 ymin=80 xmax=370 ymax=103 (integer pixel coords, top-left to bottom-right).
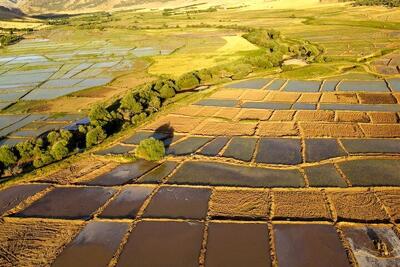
xmin=256 ymin=138 xmax=302 ymax=165
xmin=137 ymin=161 xmax=179 ymax=184
xmin=205 ymin=222 xmax=271 ymax=267
xmin=223 ymin=137 xmax=258 ymax=162
xmin=342 ymin=225 xmax=400 ymax=266
xmin=15 ymin=187 xmax=116 ymax=219
xmin=305 ymin=139 xmax=347 ymax=162
xmin=0 ymin=184 xmax=49 ymax=215
xmin=81 ymin=160 xmax=159 ymax=186
xmin=53 ymin=221 xmax=129 ymax=267
xmin=100 ymin=186 xmax=154 ymax=218
xmin=304 ymin=164 xmax=347 ymax=187
xmin=274 ymin=223 xmax=350 ymax=267
xmin=284 ymin=80 xmax=322 ymax=92
xmin=116 ymin=220 xmax=204 ymax=267
xmin=338 ymin=159 xmax=400 ymax=186
xmin=226 ymin=78 xmax=272 ymax=89
xmin=169 ymin=161 xmax=304 ymax=187
xmin=198 ymin=137 xmax=230 ymax=156
xmin=167 ymin=137 xmax=212 ymax=156
xmin=143 ymin=186 xmax=211 ymax=219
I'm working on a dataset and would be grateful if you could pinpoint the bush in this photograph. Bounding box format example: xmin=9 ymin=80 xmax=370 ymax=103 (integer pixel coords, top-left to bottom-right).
xmin=50 ymin=140 xmax=69 ymax=161
xmin=159 ymin=84 xmax=176 ymax=99
xmin=89 ymin=104 xmax=112 ymax=126
xmin=135 ymin=138 xmax=165 ymax=161
xmin=146 ymin=96 xmax=161 ymax=113
xmin=33 ymin=151 xmax=54 ymax=168
xmin=16 ymin=140 xmax=35 ymax=162
xmin=176 ymin=72 xmax=200 ymax=90
xmin=195 ymin=69 xmax=213 ymax=83
xmin=86 ymin=127 xmax=107 ymax=147
xmin=132 ymin=113 xmax=147 ymax=125
xmin=0 ymin=145 xmax=17 ymax=167
xmin=120 ymin=92 xmax=143 ymax=114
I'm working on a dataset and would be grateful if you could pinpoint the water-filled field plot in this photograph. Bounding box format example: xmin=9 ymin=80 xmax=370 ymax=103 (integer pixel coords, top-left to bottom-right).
xmin=0 ymin=39 xmax=173 ymax=105
xmin=0 ymin=113 xmax=85 ymax=146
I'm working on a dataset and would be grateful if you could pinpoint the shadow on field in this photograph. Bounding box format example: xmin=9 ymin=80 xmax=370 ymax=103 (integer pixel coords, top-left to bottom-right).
xmin=152 ymin=123 xmax=175 ymax=150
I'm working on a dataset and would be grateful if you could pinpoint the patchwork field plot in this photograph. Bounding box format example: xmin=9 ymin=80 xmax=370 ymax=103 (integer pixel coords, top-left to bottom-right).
xmin=0 ymin=113 xmax=86 ymax=146
xmin=0 ymin=38 xmax=173 ymax=107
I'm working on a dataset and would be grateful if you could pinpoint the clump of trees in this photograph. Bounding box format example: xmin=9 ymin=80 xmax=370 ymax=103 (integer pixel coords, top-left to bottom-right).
xmin=135 ymin=138 xmax=165 ymax=161
xmin=0 ymin=33 xmax=23 ymax=47
xmin=352 ymin=0 xmax=400 ymax=7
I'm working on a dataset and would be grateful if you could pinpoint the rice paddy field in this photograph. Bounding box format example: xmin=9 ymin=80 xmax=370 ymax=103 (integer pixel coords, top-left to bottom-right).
xmin=1 ymin=1 xmax=400 ymax=266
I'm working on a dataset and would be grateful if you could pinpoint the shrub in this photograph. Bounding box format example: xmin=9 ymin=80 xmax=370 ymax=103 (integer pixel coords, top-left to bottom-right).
xmin=33 ymin=151 xmax=54 ymax=168
xmin=146 ymin=96 xmax=161 ymax=113
xmin=195 ymin=69 xmax=213 ymax=83
xmin=47 ymin=131 xmax=60 ymax=145
xmin=159 ymin=84 xmax=176 ymax=99
xmin=120 ymin=92 xmax=143 ymax=114
xmin=135 ymin=138 xmax=165 ymax=161
xmin=86 ymin=127 xmax=107 ymax=147
xmin=132 ymin=113 xmax=147 ymax=125
xmin=176 ymin=72 xmax=200 ymax=90
xmin=16 ymin=140 xmax=35 ymax=162
xmin=50 ymin=140 xmax=69 ymax=161
xmin=0 ymin=145 xmax=17 ymax=167
xmin=89 ymin=104 xmax=112 ymax=126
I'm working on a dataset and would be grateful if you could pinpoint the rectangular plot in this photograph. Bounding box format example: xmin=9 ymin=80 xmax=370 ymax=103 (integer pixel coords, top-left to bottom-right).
xmin=222 ymin=137 xmax=257 ymax=162
xmin=341 ymin=225 xmax=400 ymax=266
xmin=132 ymin=47 xmax=160 ymax=57
xmin=225 ymin=78 xmax=272 ymax=89
xmin=100 ymin=186 xmax=153 ymax=218
xmin=116 ymin=220 xmax=204 ymax=267
xmin=338 ymin=159 xmax=400 ymax=186
xmin=167 ymin=137 xmax=212 ymax=156
xmin=0 ymin=90 xmax=29 ymax=102
xmin=136 ymin=161 xmax=179 ymax=183
xmin=266 ymin=79 xmax=286 ymax=90
xmin=195 ymin=99 xmax=239 ymax=107
xmin=341 ymin=138 xmax=400 ymax=154
xmin=321 ymin=80 xmax=339 ymax=92
xmin=304 ymin=164 xmax=347 ymax=187
xmin=0 ymin=137 xmax=29 ymax=146
xmin=241 ymin=102 xmax=292 ymax=110
xmin=0 ymin=184 xmax=49 ymax=215
xmin=274 ymin=224 xmax=350 ymax=267
xmin=205 ymin=222 xmax=271 ymax=267
xmin=284 ymin=80 xmax=322 ymax=92
xmin=15 ymin=186 xmax=116 ymax=219
xmin=169 ymin=161 xmax=304 ymax=188
xmin=388 ymin=78 xmax=400 ymax=92
xmin=95 ymin=144 xmax=135 ymax=156
xmin=338 ymin=80 xmax=389 ymax=92
xmin=198 ymin=137 xmax=230 ymax=156
xmin=0 ymin=114 xmax=27 ymax=130
xmin=292 ymin=103 xmax=317 ymax=110
xmin=320 ymin=103 xmax=400 ymax=112
xmin=143 ymin=186 xmax=211 ymax=219
xmin=22 ymin=87 xmax=87 ymax=100
xmin=0 ymin=101 xmax=13 ymax=110
xmin=0 ymin=114 xmax=48 ymax=137
xmin=256 ymin=138 xmax=302 ymax=165
xmin=81 ymin=160 xmax=159 ymax=186
xmin=0 ymin=72 xmax=53 ymax=85
xmin=40 ymin=79 xmax=83 ymax=89
xmin=53 ymin=221 xmax=128 ymax=267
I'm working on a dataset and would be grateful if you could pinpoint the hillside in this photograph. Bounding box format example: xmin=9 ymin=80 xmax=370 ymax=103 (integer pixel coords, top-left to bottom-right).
xmin=0 ymin=0 xmax=332 ymax=15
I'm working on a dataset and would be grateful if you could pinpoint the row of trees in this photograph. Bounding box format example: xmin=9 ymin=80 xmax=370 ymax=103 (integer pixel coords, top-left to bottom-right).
xmin=352 ymin=0 xmax=400 ymax=7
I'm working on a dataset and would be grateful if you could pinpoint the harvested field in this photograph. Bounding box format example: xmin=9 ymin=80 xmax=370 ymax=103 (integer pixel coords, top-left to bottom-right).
xmin=192 ymin=120 xmax=257 ymax=136
xmin=236 ymin=109 xmax=272 ymax=121
xmin=257 ymin=122 xmax=298 ymax=137
xmin=300 ymin=123 xmax=363 ymax=138
xmin=0 ymin=219 xmax=83 ymax=267
xmin=143 ymin=115 xmax=205 ymax=133
xmin=209 ymin=188 xmax=270 ymax=219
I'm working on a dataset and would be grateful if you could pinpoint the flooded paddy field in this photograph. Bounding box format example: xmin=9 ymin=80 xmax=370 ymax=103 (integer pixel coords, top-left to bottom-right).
xmin=0 ymin=38 xmax=173 ymax=106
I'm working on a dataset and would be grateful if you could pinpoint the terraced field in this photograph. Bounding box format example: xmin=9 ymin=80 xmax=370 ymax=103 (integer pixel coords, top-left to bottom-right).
xmin=1 ymin=2 xmax=400 ymax=266
xmin=1 ymin=76 xmax=400 ymax=266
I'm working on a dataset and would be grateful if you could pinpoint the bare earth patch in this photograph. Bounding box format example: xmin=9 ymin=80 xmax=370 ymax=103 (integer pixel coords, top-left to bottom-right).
xmin=359 ymin=124 xmax=400 ymax=138
xmin=300 ymin=123 xmax=363 ymax=138
xmin=265 ymin=92 xmax=300 ymax=103
xmin=269 ymin=110 xmax=296 ymax=121
xmin=239 ymin=90 xmax=269 ymax=101
xmin=368 ymin=112 xmax=398 ymax=124
xmin=258 ymin=122 xmax=298 ymax=137
xmin=0 ymin=218 xmax=83 ymax=267
xmin=209 ymin=188 xmax=270 ymax=219
xmin=210 ymin=89 xmax=244 ymax=100
xmin=295 ymin=110 xmax=335 ymax=122
xmin=192 ymin=120 xmax=257 ymax=136
xmin=237 ymin=109 xmax=272 ymax=121
xmin=144 ymin=115 xmax=205 ymax=133
xmin=335 ymin=111 xmax=370 ymax=123
xmin=272 ymin=189 xmax=332 ymax=220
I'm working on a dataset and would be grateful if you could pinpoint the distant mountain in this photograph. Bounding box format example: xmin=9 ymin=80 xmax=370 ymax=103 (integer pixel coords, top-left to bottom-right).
xmin=0 ymin=4 xmax=24 ymax=18
xmin=0 ymin=0 xmax=332 ymax=15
